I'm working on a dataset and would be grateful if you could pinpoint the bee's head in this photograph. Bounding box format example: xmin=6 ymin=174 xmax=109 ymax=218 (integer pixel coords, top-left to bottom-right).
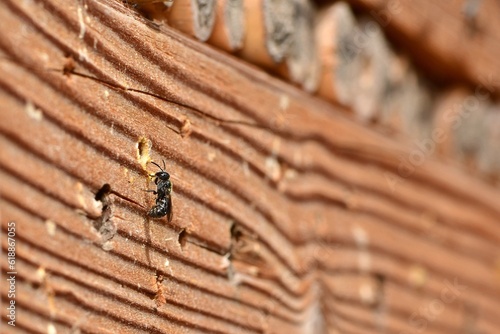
xmin=150 ymin=161 xmax=170 ymax=180
xmin=155 ymin=171 xmax=170 ymax=180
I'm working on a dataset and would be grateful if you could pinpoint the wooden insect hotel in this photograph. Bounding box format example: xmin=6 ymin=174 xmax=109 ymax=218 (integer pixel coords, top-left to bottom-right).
xmin=1 ymin=0 xmax=499 ymax=333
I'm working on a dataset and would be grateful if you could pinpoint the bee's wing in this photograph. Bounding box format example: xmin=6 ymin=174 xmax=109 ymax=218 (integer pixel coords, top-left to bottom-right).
xmin=167 ymin=196 xmax=173 ymax=223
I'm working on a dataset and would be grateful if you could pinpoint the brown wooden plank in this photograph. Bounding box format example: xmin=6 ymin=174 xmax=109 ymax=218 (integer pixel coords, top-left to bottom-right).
xmin=1 ymin=0 xmax=499 ymax=333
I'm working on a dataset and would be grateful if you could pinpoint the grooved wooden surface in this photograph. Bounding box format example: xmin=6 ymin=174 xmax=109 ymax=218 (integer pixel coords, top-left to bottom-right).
xmin=1 ymin=0 xmax=500 ymax=333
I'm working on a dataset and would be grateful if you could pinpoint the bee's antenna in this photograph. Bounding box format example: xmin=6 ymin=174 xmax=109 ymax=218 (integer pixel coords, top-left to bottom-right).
xmin=162 ymin=159 xmax=166 ymax=171
xmin=151 ymin=161 xmax=163 ymax=171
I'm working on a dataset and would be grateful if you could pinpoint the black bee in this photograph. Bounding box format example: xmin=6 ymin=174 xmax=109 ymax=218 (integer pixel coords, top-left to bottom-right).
xmin=148 ymin=195 xmax=172 ymax=219
xmin=147 ymin=161 xmax=173 ymax=221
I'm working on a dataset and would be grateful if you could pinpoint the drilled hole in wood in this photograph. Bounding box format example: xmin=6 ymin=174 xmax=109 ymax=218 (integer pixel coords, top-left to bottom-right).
xmin=230 ymin=222 xmax=242 ymax=241
xmin=62 ymin=55 xmax=76 ymax=76
xmin=94 ymin=183 xmax=111 ymax=201
xmin=178 ymin=229 xmax=188 ymax=249
xmin=374 ymin=273 xmax=386 ymax=307
xmin=93 ymin=183 xmax=116 ymax=242
xmin=230 ymin=223 xmax=264 ymax=266
xmin=136 ymin=136 xmax=152 ymax=170
xmin=154 ymin=272 xmax=167 ymax=307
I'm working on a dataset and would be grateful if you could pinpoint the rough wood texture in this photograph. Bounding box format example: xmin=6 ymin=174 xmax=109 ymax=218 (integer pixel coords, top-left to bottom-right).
xmin=1 ymin=0 xmax=500 ymax=333
xmin=346 ymin=0 xmax=500 ymax=91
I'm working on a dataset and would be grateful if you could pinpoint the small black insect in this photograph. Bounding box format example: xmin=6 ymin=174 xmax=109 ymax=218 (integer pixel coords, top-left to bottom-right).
xmin=148 ymin=195 xmax=172 ymax=219
xmin=146 ymin=161 xmax=173 ymax=221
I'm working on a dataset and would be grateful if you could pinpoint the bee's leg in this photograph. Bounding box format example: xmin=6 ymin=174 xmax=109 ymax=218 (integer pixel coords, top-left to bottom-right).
xmin=143 ymin=189 xmax=157 ymax=194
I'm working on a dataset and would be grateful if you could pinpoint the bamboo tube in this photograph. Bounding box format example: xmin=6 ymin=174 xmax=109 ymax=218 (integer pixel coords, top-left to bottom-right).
xmin=379 ymin=53 xmax=410 ymax=130
xmin=432 ymin=86 xmax=490 ymax=170
xmin=277 ymin=0 xmax=319 ymax=92
xmin=401 ymin=76 xmax=434 ymax=139
xmin=316 ymin=2 xmax=361 ymax=107
xmin=352 ymin=17 xmax=391 ymax=122
xmin=398 ymin=71 xmax=434 ymax=142
xmin=239 ymin=0 xmax=294 ymax=69
xmin=380 ymin=53 xmax=434 ymax=141
xmin=477 ymin=106 xmax=500 ymax=181
xmin=129 ymin=0 xmax=173 ymax=5
xmin=207 ymin=0 xmax=245 ymax=52
xmin=168 ymin=0 xmax=217 ymax=42
xmin=431 ymin=88 xmax=470 ymax=159
xmin=453 ymin=95 xmax=490 ymax=171
xmin=130 ymin=0 xmax=173 ymax=21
